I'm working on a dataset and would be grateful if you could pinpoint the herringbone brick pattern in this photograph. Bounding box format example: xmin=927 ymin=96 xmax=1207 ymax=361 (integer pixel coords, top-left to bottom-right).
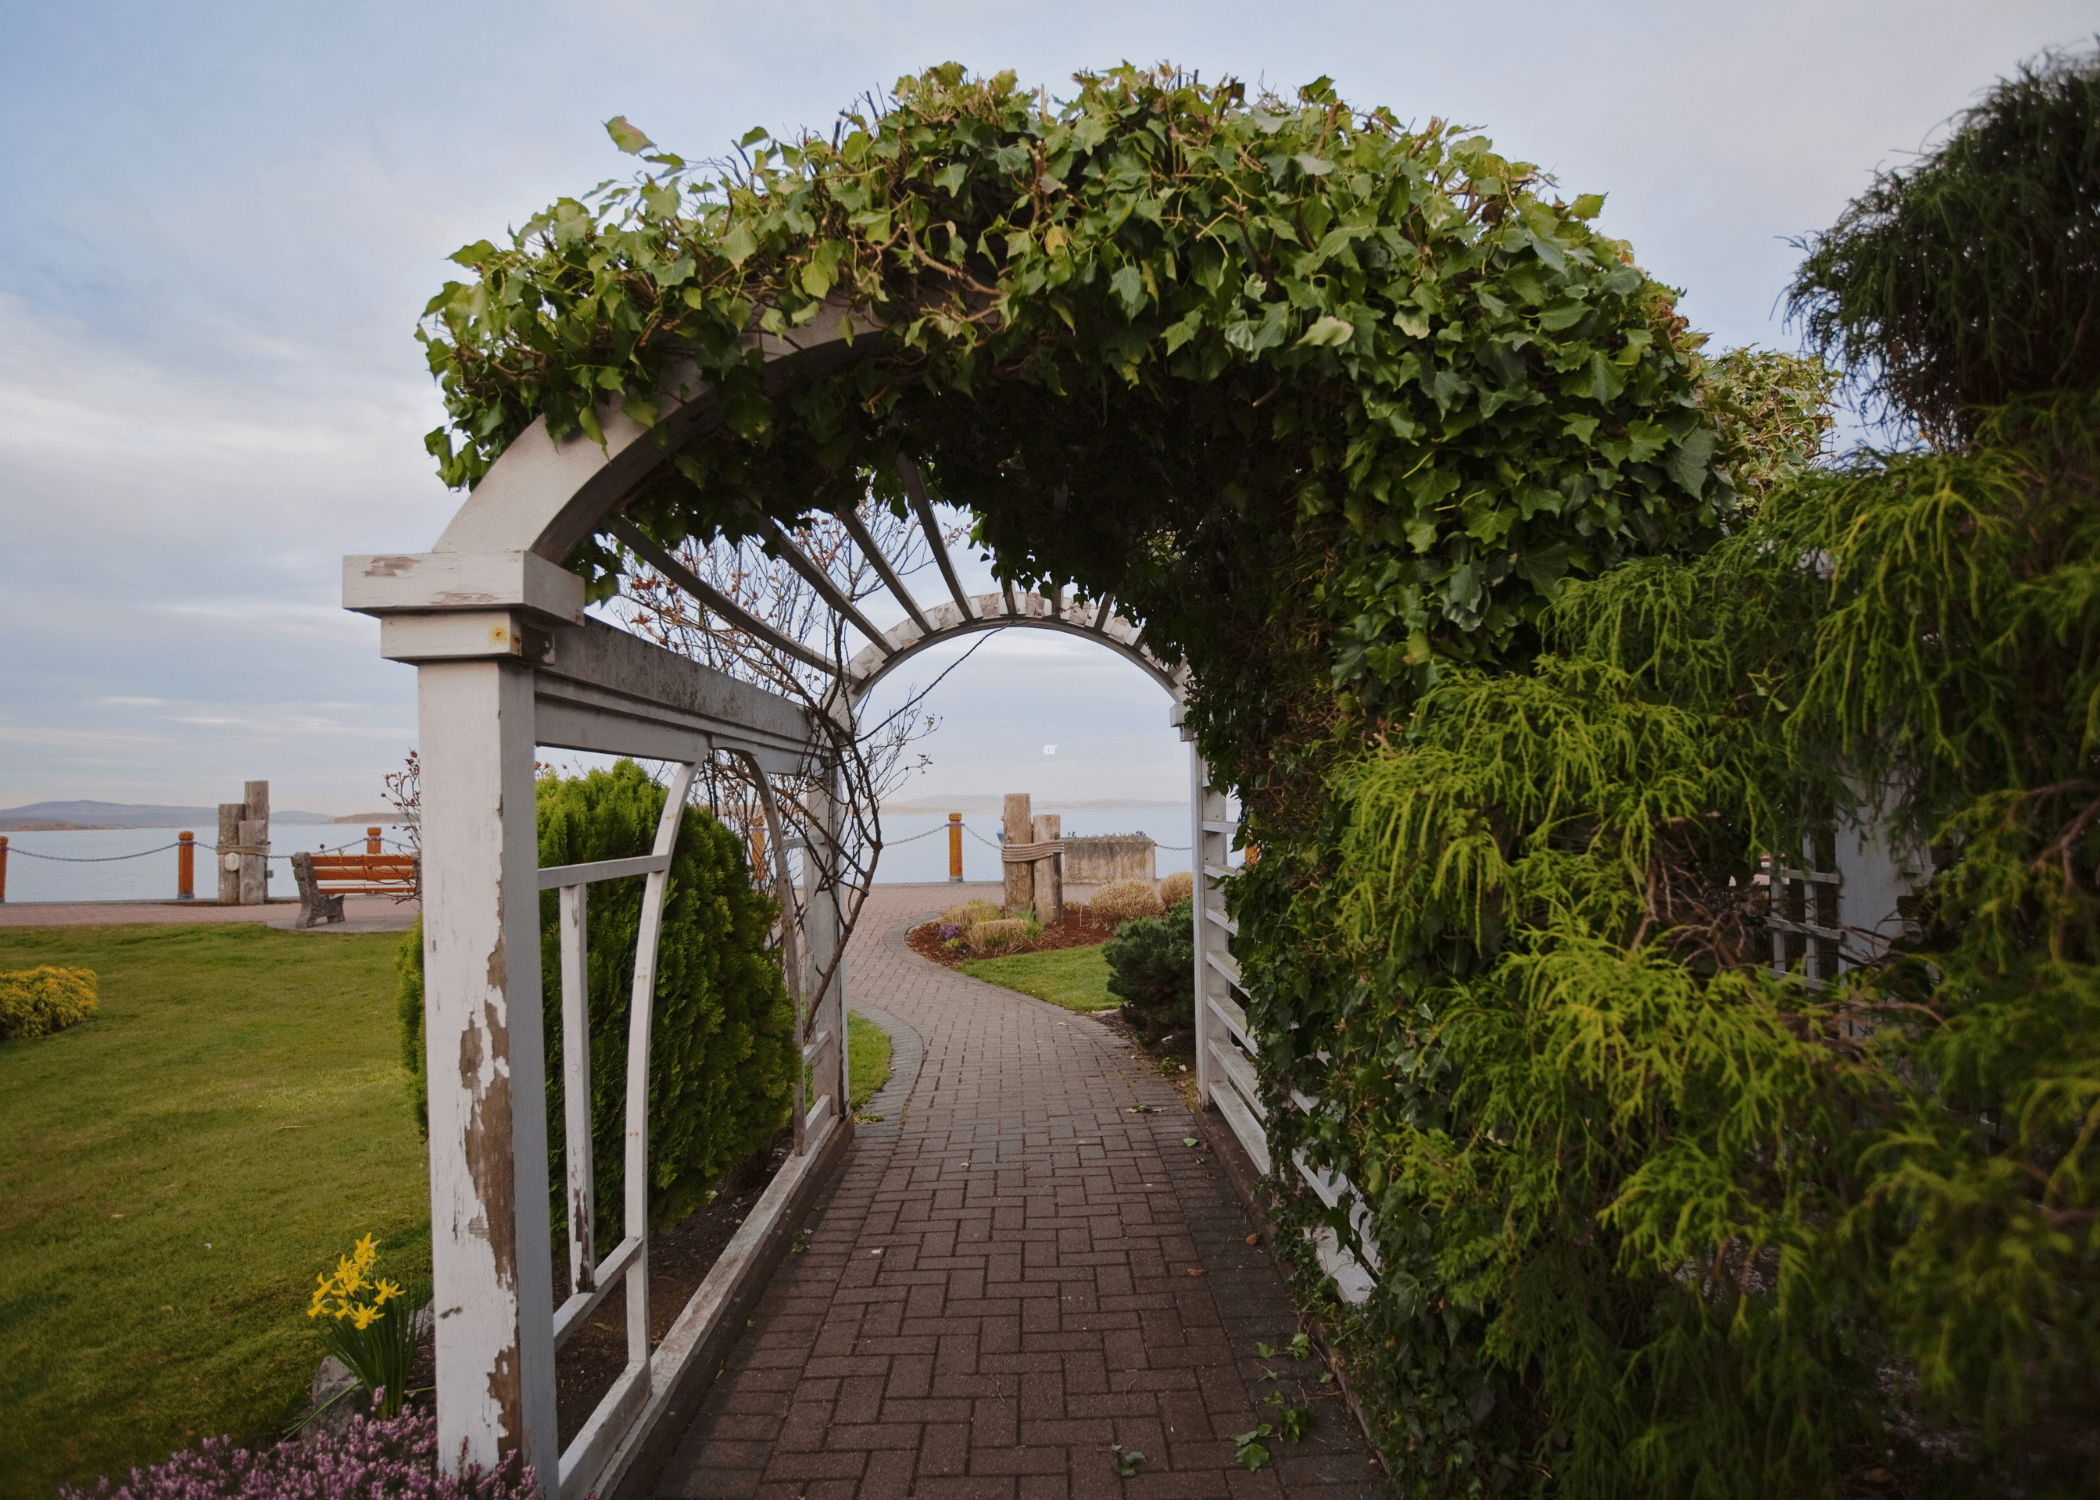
xmin=653 ymin=885 xmax=1381 ymax=1500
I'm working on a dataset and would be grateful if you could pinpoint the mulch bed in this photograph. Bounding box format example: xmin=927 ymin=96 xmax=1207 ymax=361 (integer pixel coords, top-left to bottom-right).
xmin=371 ymin=1129 xmax=798 ymax=1448
xmin=905 ymin=903 xmax=1123 ymax=967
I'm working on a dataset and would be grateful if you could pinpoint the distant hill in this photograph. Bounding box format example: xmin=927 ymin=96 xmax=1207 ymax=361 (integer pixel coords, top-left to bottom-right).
xmin=0 ymin=800 xmax=339 ymax=830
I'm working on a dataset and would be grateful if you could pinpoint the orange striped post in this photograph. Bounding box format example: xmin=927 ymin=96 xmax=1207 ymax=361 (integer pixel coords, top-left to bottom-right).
xmin=177 ymin=831 xmax=195 ymax=900
xmin=366 ymin=826 xmax=383 ymax=855
xmin=747 ymin=816 xmax=767 ymax=876
xmin=948 ymin=813 xmax=963 ymax=882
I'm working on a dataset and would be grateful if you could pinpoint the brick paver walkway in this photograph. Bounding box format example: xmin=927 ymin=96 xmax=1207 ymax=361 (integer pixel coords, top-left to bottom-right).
xmin=653 ymin=885 xmax=1383 ymax=1500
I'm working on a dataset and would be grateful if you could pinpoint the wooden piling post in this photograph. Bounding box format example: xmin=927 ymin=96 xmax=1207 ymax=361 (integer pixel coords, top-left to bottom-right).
xmin=1032 ymin=813 xmax=1064 ymax=927
xmin=217 ymin=802 xmax=244 ymax=904
xmin=177 ymin=832 xmax=195 ymax=900
xmin=747 ymin=816 xmax=767 ymax=878
xmin=240 ymin=780 xmax=270 ymax=906
xmin=948 ymin=813 xmax=962 ymax=882
xmin=1001 ymin=793 xmax=1033 ymax=913
xmin=366 ymin=826 xmax=382 ymax=856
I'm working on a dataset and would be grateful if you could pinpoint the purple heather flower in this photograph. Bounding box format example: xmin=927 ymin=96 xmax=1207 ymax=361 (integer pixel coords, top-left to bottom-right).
xmin=59 ymin=1410 xmax=542 ymax=1500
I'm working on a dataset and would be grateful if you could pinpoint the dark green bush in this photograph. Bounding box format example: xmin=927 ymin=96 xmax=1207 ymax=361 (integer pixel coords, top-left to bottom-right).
xmin=1788 ymin=47 xmax=2100 ymax=442
xmin=398 ymin=760 xmax=795 ymax=1243
xmin=1104 ymin=896 xmax=1193 ymax=1046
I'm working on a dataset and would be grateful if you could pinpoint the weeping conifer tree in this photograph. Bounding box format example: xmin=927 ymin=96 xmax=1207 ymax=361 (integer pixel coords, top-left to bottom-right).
xmin=1787 ymin=46 xmax=2100 ymax=445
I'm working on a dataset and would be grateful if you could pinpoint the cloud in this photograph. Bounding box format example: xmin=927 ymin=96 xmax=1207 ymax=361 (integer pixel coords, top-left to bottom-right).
xmin=2 ymin=0 xmax=2091 ymax=816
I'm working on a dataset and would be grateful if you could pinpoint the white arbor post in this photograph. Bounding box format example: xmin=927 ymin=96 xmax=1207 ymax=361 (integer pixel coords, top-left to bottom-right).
xmin=1189 ymin=745 xmax=1268 ymax=1173
xmin=800 ymin=766 xmax=849 ymax=1140
xmin=418 ymin=656 xmax=561 ymax=1491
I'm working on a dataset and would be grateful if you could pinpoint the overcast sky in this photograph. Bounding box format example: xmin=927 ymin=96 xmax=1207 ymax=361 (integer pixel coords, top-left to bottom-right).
xmin=1 ymin=0 xmax=2089 ymax=816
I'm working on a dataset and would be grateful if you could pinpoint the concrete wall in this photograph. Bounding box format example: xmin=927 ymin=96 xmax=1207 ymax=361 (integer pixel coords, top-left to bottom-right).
xmin=1065 ymin=835 xmax=1155 ymax=884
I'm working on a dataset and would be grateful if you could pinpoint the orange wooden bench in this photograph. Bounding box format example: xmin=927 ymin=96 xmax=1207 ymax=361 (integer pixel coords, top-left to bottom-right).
xmin=290 ymin=846 xmax=418 ymax=927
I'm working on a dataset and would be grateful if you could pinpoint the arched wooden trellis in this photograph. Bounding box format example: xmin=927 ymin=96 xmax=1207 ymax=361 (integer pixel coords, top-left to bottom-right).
xmin=342 ymin=301 xmax=1265 ymax=1500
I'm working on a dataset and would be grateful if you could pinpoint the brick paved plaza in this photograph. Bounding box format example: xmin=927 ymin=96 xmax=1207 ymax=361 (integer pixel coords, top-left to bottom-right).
xmin=653 ymin=884 xmax=1383 ymax=1500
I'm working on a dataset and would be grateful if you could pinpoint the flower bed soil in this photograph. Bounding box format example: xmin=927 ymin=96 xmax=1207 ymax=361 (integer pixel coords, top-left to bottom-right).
xmin=905 ymin=903 xmax=1122 ymax=967
xmin=370 ymin=1128 xmax=798 ymax=1448
xmin=551 ymin=1128 xmax=795 ymax=1444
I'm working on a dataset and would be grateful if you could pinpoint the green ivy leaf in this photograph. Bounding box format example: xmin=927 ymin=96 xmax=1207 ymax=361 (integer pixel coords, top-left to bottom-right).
xmin=604 ymin=116 xmax=655 ymax=156
xmin=1295 ymin=316 xmax=1354 ymax=349
xmin=1109 ymin=265 xmax=1147 ymax=318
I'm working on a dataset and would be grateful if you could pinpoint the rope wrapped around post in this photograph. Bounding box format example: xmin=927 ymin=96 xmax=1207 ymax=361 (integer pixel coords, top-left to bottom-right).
xmin=996 ymin=840 xmax=1067 ymax=862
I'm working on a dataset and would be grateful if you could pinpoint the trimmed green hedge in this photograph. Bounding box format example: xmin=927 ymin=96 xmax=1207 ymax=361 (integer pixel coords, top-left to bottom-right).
xmin=399 ymin=760 xmax=795 ymax=1243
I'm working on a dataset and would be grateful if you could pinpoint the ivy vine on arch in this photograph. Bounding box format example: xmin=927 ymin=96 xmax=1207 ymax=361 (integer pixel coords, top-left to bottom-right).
xmin=419 ymin=62 xmax=1733 ymax=774
xmin=413 ymin=61 xmax=1774 ymax=1493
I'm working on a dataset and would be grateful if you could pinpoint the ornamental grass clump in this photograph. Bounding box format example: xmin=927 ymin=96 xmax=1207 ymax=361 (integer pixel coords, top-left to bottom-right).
xmin=965 ymin=917 xmax=1032 ymax=955
xmin=1087 ymin=880 xmax=1162 ymax=927
xmin=0 ymin=965 xmax=97 ymax=1039
xmin=941 ymin=898 xmax=1003 ymax=929
xmin=307 ymin=1235 xmax=420 ymax=1420
xmin=57 ymin=1408 xmax=534 ymax=1500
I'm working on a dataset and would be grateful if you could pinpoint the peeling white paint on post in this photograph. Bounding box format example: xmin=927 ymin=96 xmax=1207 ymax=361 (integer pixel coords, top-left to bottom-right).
xmin=418 ymin=657 xmax=560 ymax=1493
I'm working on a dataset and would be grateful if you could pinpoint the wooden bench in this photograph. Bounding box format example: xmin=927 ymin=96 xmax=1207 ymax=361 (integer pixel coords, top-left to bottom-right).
xmin=290 ymin=850 xmax=419 ymax=927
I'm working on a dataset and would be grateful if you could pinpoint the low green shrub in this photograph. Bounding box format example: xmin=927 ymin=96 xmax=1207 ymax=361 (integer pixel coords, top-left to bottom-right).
xmin=1104 ymin=896 xmax=1193 ymax=1045
xmin=0 ymin=966 xmax=97 ymax=1039
xmin=399 ymin=760 xmax=796 ymax=1243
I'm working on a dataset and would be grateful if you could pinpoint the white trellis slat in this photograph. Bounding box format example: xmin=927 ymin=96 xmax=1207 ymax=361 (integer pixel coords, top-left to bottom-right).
xmin=544 ymin=759 xmax=695 ymax=1500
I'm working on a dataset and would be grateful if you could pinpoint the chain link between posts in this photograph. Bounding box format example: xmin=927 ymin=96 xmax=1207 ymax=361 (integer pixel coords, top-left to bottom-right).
xmin=3 ymin=834 xmax=417 ymax=863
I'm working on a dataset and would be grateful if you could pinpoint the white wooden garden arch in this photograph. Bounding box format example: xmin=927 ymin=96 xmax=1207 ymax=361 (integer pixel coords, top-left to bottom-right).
xmin=342 ymin=305 xmax=1266 ymax=1498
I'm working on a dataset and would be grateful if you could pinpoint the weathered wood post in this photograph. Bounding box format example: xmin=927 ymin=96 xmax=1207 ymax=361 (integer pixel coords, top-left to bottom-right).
xmin=747 ymin=816 xmax=767 ymax=880
xmin=1032 ymin=812 xmax=1064 ymax=927
xmin=1001 ymin=792 xmax=1033 ymax=912
xmin=239 ymin=780 xmax=270 ymax=906
xmin=177 ymin=832 xmax=195 ymax=900
xmin=418 ymin=655 xmax=560 ymax=1489
xmin=216 ymin=801 xmax=243 ymax=904
xmin=948 ymin=812 xmax=963 ymax=882
xmin=367 ymin=826 xmax=383 ymax=856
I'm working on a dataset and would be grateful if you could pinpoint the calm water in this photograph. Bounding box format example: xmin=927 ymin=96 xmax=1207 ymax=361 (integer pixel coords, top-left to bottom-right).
xmin=861 ymin=804 xmax=1195 ymax=885
xmin=0 ymin=823 xmax=416 ymax=904
xmin=0 ymin=804 xmax=1198 ymax=903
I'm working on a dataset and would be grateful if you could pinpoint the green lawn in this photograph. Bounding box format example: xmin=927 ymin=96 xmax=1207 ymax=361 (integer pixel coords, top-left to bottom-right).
xmin=0 ymin=924 xmax=428 ymax=1498
xmin=846 ymin=1011 xmax=892 ymax=1109
xmin=959 ymin=944 xmax=1116 ymax=1012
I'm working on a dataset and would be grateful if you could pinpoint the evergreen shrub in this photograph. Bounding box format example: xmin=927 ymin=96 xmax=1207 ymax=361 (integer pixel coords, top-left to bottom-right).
xmin=1104 ymin=896 xmax=1194 ymax=1045
xmin=0 ymin=966 xmax=97 ymax=1039
xmin=1789 ymin=48 xmax=2100 ymax=442
xmin=407 ymin=56 xmax=2100 ymax=1496
xmin=399 ymin=761 xmax=795 ymax=1242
